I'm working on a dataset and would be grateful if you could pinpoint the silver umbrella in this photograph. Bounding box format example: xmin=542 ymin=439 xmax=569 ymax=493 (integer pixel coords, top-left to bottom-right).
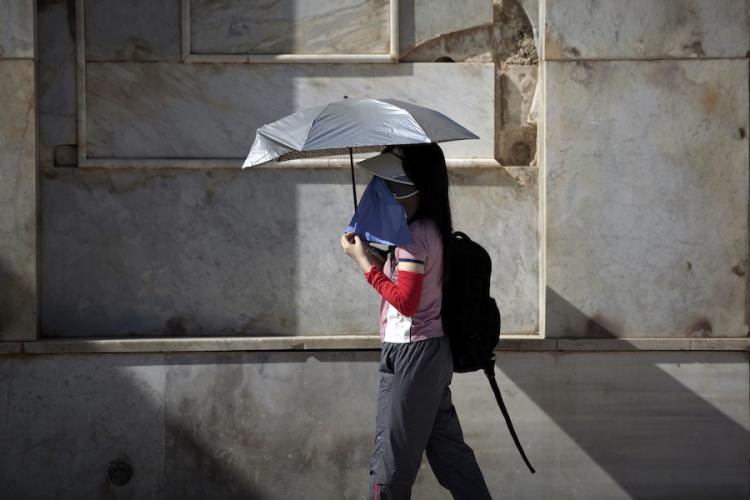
xmin=242 ymin=97 xmax=479 ymax=210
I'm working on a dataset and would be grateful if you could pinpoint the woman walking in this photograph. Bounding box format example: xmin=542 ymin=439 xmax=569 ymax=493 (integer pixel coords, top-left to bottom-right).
xmin=341 ymin=143 xmax=493 ymax=500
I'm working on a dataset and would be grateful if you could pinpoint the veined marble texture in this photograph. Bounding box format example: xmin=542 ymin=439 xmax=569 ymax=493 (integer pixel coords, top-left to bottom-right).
xmin=1 ymin=351 xmax=747 ymax=498
xmin=190 ymin=0 xmax=389 ymax=54
xmin=0 ymin=0 xmax=33 ymax=58
xmin=545 ymin=59 xmax=748 ymax=337
xmin=400 ymin=0 xmax=493 ymax=53
xmin=448 ymin=167 xmax=539 ymax=334
xmin=40 ymin=165 xmax=537 ymax=337
xmin=85 ymin=0 xmax=182 ymax=62
xmin=38 ymin=0 xmax=77 ymax=168
xmin=85 ymin=62 xmax=494 ymax=159
xmin=0 ymin=59 xmax=36 ymax=340
xmin=545 ymin=0 xmax=749 ymax=59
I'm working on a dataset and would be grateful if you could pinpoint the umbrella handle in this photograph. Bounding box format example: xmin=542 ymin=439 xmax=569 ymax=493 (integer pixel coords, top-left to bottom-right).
xmin=349 ymin=147 xmax=358 ymax=213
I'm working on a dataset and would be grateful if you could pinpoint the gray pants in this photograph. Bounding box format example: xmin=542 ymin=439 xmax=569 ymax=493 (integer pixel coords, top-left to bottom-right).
xmin=368 ymin=335 xmax=492 ymax=500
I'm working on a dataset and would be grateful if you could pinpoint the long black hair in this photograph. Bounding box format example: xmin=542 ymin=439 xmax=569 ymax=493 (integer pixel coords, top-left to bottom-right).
xmin=389 ymin=142 xmax=454 ymax=274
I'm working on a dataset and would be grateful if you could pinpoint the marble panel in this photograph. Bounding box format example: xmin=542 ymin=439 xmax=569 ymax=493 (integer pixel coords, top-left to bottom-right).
xmin=448 ymin=167 xmax=539 ymax=334
xmin=0 ymin=354 xmax=166 ymax=499
xmin=40 ymin=164 xmax=538 ymax=337
xmin=545 ymin=59 xmax=748 ymax=337
xmin=85 ymin=0 xmax=182 ymax=62
xmin=0 ymin=59 xmax=36 ymax=340
xmin=190 ymin=0 xmax=390 ymax=55
xmin=85 ymin=62 xmax=494 ymax=160
xmin=545 ymin=0 xmax=750 ymax=60
xmin=0 ymin=0 xmax=33 ymax=58
xmin=38 ymin=0 xmax=77 ymax=167
xmin=489 ymin=351 xmax=750 ymax=499
xmin=0 ymin=351 xmax=747 ymax=498
xmin=399 ymin=0 xmax=493 ymax=53
xmin=110 ymin=350 xmax=750 ymax=499
xmin=163 ymin=350 xmax=380 ymax=498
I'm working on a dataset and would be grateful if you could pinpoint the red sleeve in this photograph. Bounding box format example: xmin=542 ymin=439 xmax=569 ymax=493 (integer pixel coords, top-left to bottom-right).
xmin=364 ymin=265 xmax=424 ymax=317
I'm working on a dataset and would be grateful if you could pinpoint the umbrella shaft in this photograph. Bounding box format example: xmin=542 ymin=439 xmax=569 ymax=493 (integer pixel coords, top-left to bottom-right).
xmin=349 ymin=148 xmax=358 ymax=213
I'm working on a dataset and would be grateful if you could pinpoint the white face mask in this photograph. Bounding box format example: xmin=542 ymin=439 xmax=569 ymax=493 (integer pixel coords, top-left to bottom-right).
xmin=393 ymin=189 xmax=420 ymax=200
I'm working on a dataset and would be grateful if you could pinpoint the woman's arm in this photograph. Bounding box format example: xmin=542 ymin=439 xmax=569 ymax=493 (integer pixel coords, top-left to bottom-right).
xmin=364 ymin=262 xmax=424 ymax=317
xmin=341 ymin=231 xmax=425 ymax=316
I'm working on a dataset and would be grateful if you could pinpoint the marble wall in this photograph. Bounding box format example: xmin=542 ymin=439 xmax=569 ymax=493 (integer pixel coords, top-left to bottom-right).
xmin=85 ymin=0 xmax=182 ymax=62
xmin=544 ymin=0 xmax=749 ymax=60
xmin=543 ymin=0 xmax=750 ymax=338
xmin=0 ymin=0 xmax=37 ymax=341
xmin=81 ymin=0 xmax=496 ymax=61
xmin=32 ymin=0 xmax=542 ymax=337
xmin=38 ymin=0 xmax=77 ymax=169
xmin=40 ymin=166 xmax=538 ymax=336
xmin=31 ymin=0 xmax=750 ymax=341
xmin=85 ymin=62 xmax=494 ymax=160
xmin=190 ymin=0 xmax=390 ymax=55
xmin=0 ymin=350 xmax=747 ymax=498
xmin=0 ymin=0 xmax=34 ymax=57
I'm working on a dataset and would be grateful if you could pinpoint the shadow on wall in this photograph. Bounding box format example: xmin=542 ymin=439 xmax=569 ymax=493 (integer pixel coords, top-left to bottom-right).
xmin=0 ymin=344 xmax=747 ymax=499
xmin=0 ymin=260 xmax=36 ymax=340
xmin=0 ymin=351 xmax=382 ymax=499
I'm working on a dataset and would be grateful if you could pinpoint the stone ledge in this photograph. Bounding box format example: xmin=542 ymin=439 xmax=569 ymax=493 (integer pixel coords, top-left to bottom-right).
xmin=0 ymin=342 xmax=22 ymax=354
xmin=0 ymin=336 xmax=747 ymax=354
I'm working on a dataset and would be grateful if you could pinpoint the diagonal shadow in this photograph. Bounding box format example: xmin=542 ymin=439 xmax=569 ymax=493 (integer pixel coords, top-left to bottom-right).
xmin=468 ymin=287 xmax=749 ymax=499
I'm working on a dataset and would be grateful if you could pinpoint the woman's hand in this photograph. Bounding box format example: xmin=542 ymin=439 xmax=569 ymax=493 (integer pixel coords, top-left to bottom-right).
xmin=341 ymin=232 xmax=377 ymax=273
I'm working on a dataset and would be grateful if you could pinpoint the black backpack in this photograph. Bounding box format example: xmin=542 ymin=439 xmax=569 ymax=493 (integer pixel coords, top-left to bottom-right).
xmin=441 ymin=231 xmax=536 ymax=474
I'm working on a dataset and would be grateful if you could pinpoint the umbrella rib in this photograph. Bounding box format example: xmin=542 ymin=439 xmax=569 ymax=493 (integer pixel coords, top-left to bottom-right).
xmin=301 ymin=100 xmax=337 ymax=151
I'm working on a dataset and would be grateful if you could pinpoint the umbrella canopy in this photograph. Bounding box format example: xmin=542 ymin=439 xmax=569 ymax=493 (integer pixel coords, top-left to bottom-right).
xmin=242 ymin=97 xmax=478 ymax=168
xmin=242 ymin=96 xmax=479 ymax=212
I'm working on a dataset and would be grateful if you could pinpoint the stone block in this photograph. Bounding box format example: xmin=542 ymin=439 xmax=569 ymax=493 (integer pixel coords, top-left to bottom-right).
xmin=0 ymin=0 xmax=34 ymax=58
xmin=450 ymin=167 xmax=539 ymax=335
xmin=190 ymin=0 xmax=389 ymax=55
xmin=85 ymin=0 xmax=182 ymax=62
xmin=545 ymin=59 xmax=748 ymax=337
xmin=400 ymin=0 xmax=493 ymax=54
xmin=40 ymin=163 xmax=539 ymax=337
xmin=85 ymin=62 xmax=494 ymax=160
xmin=545 ymin=0 xmax=750 ymax=59
xmin=0 ymin=59 xmax=36 ymax=340
xmin=163 ymin=350 xmax=380 ymax=498
xmin=38 ymin=0 xmax=77 ymax=168
xmin=0 ymin=351 xmax=747 ymax=498
xmin=0 ymin=354 xmax=166 ymax=499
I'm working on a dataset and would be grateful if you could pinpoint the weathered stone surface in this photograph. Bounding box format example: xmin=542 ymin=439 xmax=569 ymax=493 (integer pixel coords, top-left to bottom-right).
xmin=450 ymin=167 xmax=539 ymax=334
xmin=544 ymin=0 xmax=750 ymax=60
xmin=164 ymin=350 xmax=379 ymax=499
xmin=0 ymin=0 xmax=34 ymax=58
xmin=191 ymin=0 xmax=389 ymax=55
xmin=515 ymin=0 xmax=539 ymax=43
xmin=0 ymin=351 xmax=747 ymax=498
xmin=400 ymin=0 xmax=493 ymax=55
xmin=545 ymin=59 xmax=748 ymax=338
xmin=492 ymin=351 xmax=750 ymax=499
xmin=497 ymin=64 xmax=538 ymax=165
xmin=85 ymin=62 xmax=494 ymax=160
xmin=85 ymin=0 xmax=182 ymax=62
xmin=0 ymin=59 xmax=36 ymax=340
xmin=40 ymin=167 xmax=374 ymax=337
xmin=0 ymin=354 xmax=166 ymax=499
xmin=400 ymin=0 xmax=539 ymax=63
xmin=38 ymin=0 xmax=77 ymax=168
xmin=40 ymin=165 xmax=539 ymax=337
xmin=11 ymin=336 xmax=750 ymax=353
